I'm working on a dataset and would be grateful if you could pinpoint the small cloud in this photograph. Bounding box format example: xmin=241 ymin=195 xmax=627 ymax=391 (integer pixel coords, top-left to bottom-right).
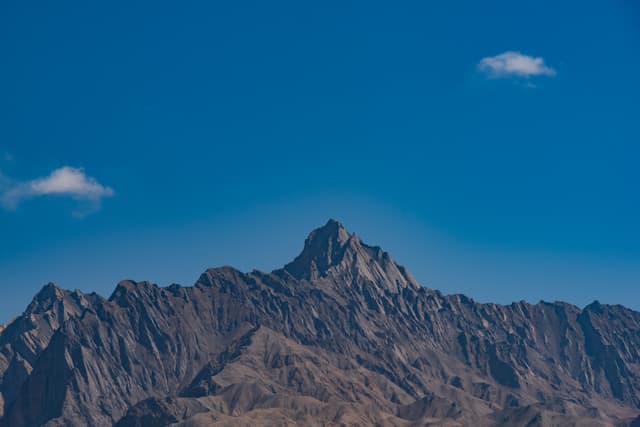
xmin=28 ymin=167 xmax=113 ymax=199
xmin=478 ymin=51 xmax=556 ymax=79
xmin=3 ymin=152 xmax=13 ymax=162
xmin=1 ymin=166 xmax=114 ymax=216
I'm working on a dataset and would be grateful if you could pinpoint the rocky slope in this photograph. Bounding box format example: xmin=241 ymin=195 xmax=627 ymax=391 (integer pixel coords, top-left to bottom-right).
xmin=0 ymin=219 xmax=639 ymax=426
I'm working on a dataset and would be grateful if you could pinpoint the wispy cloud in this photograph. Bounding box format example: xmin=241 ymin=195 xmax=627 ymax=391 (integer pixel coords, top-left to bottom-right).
xmin=478 ymin=51 xmax=556 ymax=79
xmin=0 ymin=166 xmax=114 ymax=216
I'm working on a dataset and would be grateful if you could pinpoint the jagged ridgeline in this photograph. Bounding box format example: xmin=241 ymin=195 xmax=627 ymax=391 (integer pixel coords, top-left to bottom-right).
xmin=0 ymin=220 xmax=639 ymax=426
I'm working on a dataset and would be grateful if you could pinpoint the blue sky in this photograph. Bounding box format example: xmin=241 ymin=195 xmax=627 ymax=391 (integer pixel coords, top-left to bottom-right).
xmin=1 ymin=0 xmax=639 ymax=321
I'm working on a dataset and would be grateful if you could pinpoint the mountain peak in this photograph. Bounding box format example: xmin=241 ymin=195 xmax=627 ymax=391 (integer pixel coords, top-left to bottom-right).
xmin=25 ymin=283 xmax=66 ymax=314
xmin=282 ymin=219 xmax=353 ymax=280
xmin=315 ymin=219 xmax=350 ymax=243
xmin=281 ymin=220 xmax=420 ymax=293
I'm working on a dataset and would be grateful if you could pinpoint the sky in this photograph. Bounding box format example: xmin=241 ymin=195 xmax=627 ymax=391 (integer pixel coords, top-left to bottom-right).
xmin=1 ymin=0 xmax=639 ymax=322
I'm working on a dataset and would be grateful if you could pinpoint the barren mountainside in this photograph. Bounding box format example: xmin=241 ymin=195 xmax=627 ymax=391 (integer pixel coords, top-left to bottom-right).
xmin=0 ymin=220 xmax=639 ymax=426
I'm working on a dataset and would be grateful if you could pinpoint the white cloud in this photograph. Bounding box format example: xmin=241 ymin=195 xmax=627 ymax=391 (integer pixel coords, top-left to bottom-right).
xmin=29 ymin=167 xmax=113 ymax=199
xmin=0 ymin=166 xmax=114 ymax=215
xmin=478 ymin=51 xmax=556 ymax=79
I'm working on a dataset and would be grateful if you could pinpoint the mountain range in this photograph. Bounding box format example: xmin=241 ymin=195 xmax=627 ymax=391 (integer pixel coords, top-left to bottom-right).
xmin=0 ymin=219 xmax=639 ymax=426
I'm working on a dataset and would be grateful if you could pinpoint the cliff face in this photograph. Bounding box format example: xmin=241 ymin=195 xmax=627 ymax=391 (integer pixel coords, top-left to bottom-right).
xmin=0 ymin=220 xmax=639 ymax=426
xmin=0 ymin=283 xmax=100 ymax=419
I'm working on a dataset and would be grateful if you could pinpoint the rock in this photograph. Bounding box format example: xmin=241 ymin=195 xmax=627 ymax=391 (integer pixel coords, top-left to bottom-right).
xmin=0 ymin=220 xmax=638 ymax=426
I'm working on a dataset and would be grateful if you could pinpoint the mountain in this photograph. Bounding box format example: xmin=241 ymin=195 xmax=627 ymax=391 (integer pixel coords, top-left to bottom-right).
xmin=0 ymin=219 xmax=639 ymax=426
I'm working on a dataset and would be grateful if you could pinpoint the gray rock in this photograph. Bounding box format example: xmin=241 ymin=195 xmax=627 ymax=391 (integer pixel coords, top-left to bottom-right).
xmin=0 ymin=220 xmax=639 ymax=426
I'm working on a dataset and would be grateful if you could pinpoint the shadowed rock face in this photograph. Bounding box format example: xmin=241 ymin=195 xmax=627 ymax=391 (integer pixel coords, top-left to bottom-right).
xmin=0 ymin=220 xmax=639 ymax=426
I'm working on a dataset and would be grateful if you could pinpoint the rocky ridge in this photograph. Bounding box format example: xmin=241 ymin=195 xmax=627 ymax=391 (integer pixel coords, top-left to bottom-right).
xmin=0 ymin=219 xmax=638 ymax=426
